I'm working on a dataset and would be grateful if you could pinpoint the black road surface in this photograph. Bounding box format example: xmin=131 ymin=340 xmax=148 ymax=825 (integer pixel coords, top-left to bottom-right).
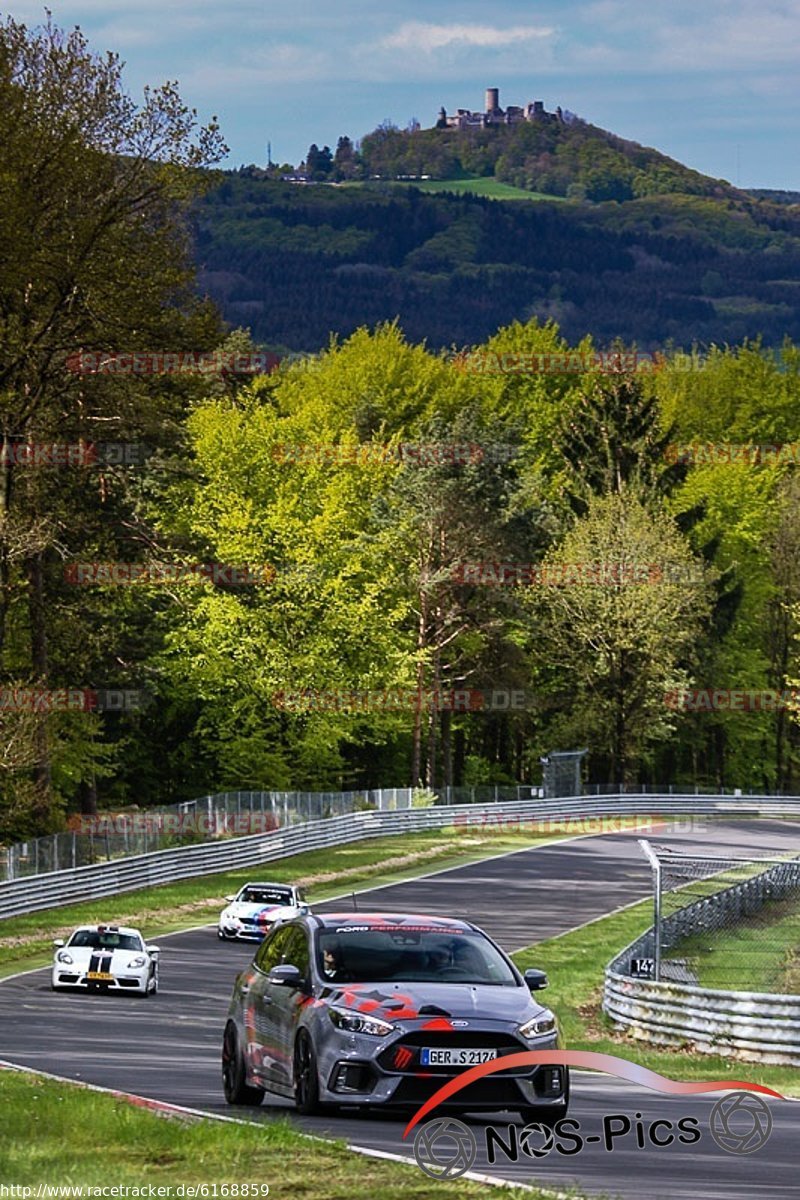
xmin=2 ymin=821 xmax=798 ymax=1199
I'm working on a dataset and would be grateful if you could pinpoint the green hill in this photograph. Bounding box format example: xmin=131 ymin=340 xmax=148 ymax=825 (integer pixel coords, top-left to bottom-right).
xmin=354 ymin=114 xmax=738 ymax=203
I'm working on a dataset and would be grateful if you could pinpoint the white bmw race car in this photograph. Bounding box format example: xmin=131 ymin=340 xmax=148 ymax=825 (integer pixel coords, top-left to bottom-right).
xmin=52 ymin=924 xmax=160 ymax=995
xmin=218 ymin=882 xmax=309 ymax=941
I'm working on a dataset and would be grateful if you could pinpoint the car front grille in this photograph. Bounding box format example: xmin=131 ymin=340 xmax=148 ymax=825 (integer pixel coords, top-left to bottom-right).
xmin=377 ymin=1031 xmax=533 ymax=1076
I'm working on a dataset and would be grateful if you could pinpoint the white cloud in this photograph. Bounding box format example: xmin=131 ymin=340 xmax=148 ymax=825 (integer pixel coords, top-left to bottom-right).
xmin=381 ymin=22 xmax=555 ymax=54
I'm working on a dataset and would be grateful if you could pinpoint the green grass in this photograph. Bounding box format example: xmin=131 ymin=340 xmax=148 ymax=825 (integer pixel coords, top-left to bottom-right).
xmin=342 ymin=177 xmax=566 ymax=202
xmin=0 ymin=1069 xmax=561 ymax=1197
xmin=0 ymin=825 xmax=574 ymax=978
xmin=511 ymin=901 xmax=800 ymax=1096
xmin=671 ymin=896 xmax=800 ymax=994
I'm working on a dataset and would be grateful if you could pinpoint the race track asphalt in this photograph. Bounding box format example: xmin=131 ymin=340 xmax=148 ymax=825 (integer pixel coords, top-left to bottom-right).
xmin=1 ymin=820 xmax=798 ymax=1199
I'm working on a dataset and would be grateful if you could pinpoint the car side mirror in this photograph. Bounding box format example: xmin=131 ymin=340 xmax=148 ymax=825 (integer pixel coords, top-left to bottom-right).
xmin=52 ymin=939 xmax=65 ymax=949
xmin=267 ymin=963 xmax=303 ymax=988
xmin=298 ymin=903 xmax=310 ymax=915
xmin=225 ymin=895 xmax=236 ymax=903
xmin=524 ymin=968 xmax=548 ymax=991
xmin=145 ymin=945 xmax=160 ymax=956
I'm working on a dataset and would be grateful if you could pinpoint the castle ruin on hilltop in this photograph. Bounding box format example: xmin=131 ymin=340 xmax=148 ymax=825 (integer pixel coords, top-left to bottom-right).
xmin=436 ymin=87 xmax=577 ymax=131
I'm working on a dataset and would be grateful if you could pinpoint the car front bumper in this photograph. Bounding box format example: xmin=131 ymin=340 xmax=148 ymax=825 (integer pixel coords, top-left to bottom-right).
xmin=312 ymin=1024 xmax=568 ymax=1113
xmin=51 ymin=967 xmax=150 ymax=992
xmin=219 ymin=922 xmax=270 ymax=941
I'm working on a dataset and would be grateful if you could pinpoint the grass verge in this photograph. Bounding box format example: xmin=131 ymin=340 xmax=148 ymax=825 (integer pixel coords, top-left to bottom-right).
xmin=673 ymin=896 xmax=800 ymax=994
xmin=512 ymin=901 xmax=800 ymax=1097
xmin=0 ymin=826 xmax=575 ymax=978
xmin=0 ymin=1069 xmax=562 ymax=1197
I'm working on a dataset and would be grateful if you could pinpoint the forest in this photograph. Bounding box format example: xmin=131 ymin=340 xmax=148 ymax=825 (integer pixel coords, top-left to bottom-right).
xmin=3 ymin=16 xmax=800 ymax=842
xmin=195 ymin=171 xmax=800 ymax=354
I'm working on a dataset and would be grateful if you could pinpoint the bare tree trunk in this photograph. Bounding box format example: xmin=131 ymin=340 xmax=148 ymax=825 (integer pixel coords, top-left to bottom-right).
xmin=27 ymin=551 xmax=52 ymax=822
xmin=454 ymin=725 xmax=465 ymax=787
xmin=79 ymin=775 xmax=98 ymax=817
xmin=0 ymin=440 xmax=13 ymax=661
xmin=426 ymin=648 xmax=440 ymax=788
xmin=441 ymin=709 xmax=452 ymax=788
xmin=410 ymin=590 xmax=427 ymax=788
xmin=614 ymin=651 xmax=626 ymax=787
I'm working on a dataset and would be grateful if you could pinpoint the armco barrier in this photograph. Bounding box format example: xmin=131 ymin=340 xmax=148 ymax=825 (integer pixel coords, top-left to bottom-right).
xmin=603 ymin=850 xmax=800 ymax=1066
xmin=1 ymin=791 xmax=800 ymax=920
xmin=603 ymin=973 xmax=800 ymax=1066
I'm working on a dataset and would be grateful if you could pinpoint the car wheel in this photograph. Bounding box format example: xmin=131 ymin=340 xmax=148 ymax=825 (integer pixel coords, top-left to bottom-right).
xmin=222 ymin=1021 xmax=264 ymax=1106
xmin=293 ymin=1031 xmax=321 ymax=1115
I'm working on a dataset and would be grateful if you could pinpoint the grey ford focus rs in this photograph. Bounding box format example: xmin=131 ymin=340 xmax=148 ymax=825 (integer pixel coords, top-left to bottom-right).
xmin=222 ymin=911 xmax=569 ymax=1121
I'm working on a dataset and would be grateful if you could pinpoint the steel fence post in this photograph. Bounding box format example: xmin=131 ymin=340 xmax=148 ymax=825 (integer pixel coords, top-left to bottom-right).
xmin=639 ymin=839 xmax=661 ymax=982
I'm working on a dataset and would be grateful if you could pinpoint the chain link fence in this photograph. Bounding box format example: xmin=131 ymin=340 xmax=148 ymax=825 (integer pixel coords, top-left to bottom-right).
xmin=632 ymin=839 xmax=800 ymax=993
xmin=0 ymin=789 xmax=411 ymax=881
xmin=0 ymin=784 xmax=545 ymax=881
xmin=3 ymin=779 xmax=795 ymax=885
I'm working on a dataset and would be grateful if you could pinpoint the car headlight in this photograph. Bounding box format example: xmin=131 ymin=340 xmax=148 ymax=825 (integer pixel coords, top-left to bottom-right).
xmin=56 ymin=951 xmax=73 ymax=964
xmin=519 ymin=1013 xmax=558 ymax=1039
xmin=127 ymin=956 xmax=147 ymax=968
xmin=328 ymin=1006 xmax=395 ymax=1037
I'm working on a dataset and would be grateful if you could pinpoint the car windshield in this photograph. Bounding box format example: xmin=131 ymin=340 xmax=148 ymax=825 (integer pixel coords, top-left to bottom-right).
xmin=69 ymin=930 xmax=142 ymax=951
xmin=316 ymin=924 xmax=517 ymax=986
xmin=238 ymin=886 xmax=294 ymax=905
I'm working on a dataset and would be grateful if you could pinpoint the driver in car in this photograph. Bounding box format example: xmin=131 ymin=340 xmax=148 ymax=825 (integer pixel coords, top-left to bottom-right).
xmin=426 ymin=945 xmax=452 ymax=972
xmin=322 ymin=945 xmax=351 ymax=981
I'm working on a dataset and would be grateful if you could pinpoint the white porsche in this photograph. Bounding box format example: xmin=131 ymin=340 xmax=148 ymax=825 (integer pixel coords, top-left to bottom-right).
xmin=52 ymin=924 xmax=160 ymax=995
xmin=218 ymin=882 xmax=309 ymax=941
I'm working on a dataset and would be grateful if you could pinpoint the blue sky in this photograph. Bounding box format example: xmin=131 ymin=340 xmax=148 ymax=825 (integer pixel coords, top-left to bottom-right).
xmin=6 ymin=0 xmax=800 ymax=188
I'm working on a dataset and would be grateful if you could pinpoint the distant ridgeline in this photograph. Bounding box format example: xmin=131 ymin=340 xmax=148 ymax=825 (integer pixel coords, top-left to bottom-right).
xmin=357 ymin=87 xmax=738 ymax=203
xmin=195 ymin=166 xmax=800 ymax=354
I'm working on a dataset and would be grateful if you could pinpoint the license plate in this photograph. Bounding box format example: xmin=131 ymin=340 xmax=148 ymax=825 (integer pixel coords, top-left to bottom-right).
xmin=86 ymin=971 xmax=113 ymax=981
xmin=420 ymin=1047 xmax=498 ymax=1067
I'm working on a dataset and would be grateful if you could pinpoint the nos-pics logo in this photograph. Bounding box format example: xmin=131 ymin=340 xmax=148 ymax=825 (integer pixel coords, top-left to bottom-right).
xmin=413 ymin=1093 xmax=774 ymax=1180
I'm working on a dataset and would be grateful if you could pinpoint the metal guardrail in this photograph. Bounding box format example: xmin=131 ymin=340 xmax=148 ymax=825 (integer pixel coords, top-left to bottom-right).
xmin=1 ymin=785 xmax=553 ymax=881
xmin=603 ymin=974 xmax=800 ymax=1066
xmin=604 ymin=850 xmax=800 ymax=1066
xmin=1 ymin=790 xmax=800 ymax=920
xmin=1 ymin=781 xmax=786 ymax=883
xmin=0 ymin=788 xmax=422 ymax=881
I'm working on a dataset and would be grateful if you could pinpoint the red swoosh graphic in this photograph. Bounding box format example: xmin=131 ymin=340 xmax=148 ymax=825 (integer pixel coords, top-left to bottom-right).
xmin=401 ymin=1050 xmax=784 ymax=1138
